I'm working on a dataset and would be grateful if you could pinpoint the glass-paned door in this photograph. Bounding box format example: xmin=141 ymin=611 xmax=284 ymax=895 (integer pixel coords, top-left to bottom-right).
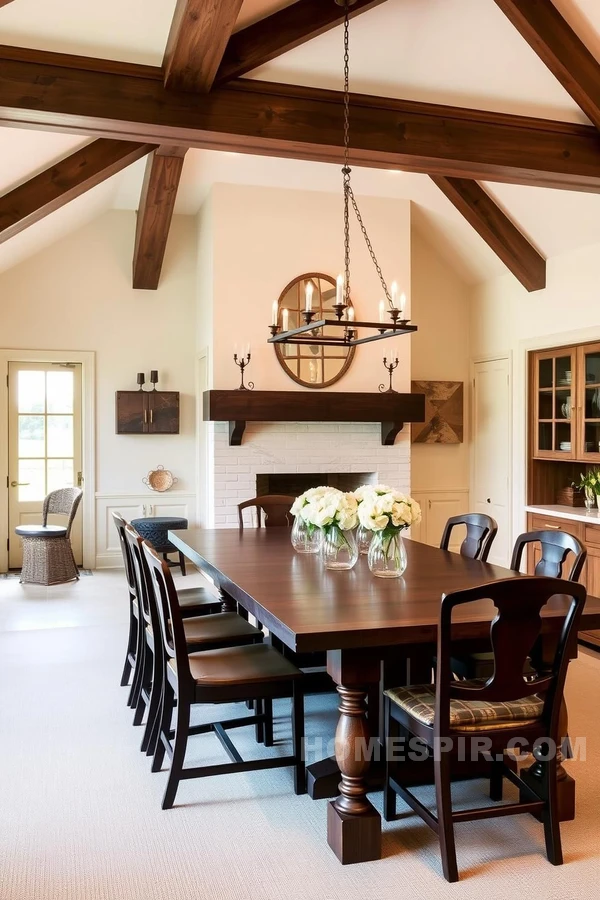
xmin=577 ymin=343 xmax=600 ymax=463
xmin=533 ymin=348 xmax=576 ymax=459
xmin=8 ymin=362 xmax=83 ymax=569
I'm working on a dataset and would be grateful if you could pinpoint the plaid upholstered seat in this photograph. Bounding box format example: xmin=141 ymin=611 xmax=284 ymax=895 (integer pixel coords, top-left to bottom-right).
xmin=385 ymin=682 xmax=544 ymax=731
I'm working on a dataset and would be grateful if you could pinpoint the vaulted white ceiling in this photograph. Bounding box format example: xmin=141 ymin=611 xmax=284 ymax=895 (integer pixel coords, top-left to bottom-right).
xmin=1 ymin=0 xmax=600 ymax=283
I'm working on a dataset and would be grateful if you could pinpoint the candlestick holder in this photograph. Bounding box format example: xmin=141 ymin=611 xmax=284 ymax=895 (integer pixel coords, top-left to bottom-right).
xmin=150 ymin=370 xmax=159 ymax=390
xmin=234 ymin=353 xmax=254 ymax=391
xmin=302 ymin=309 xmax=317 ymax=326
xmin=379 ymin=354 xmax=399 ymax=393
xmin=333 ymin=302 xmax=348 ymax=321
xmin=136 ymin=372 xmax=145 ymax=391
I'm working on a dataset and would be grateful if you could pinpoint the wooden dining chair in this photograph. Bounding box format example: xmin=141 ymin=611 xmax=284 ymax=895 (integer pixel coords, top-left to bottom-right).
xmin=238 ymin=494 xmax=296 ymax=529
xmin=439 ymin=513 xmax=498 ymax=562
xmin=384 ymin=576 xmax=586 ymax=883
xmin=143 ymin=541 xmax=306 ymax=809
xmin=125 ymin=525 xmax=262 ymax=754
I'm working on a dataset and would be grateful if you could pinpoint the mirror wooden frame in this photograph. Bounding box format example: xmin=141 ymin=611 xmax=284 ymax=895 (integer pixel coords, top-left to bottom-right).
xmin=273 ymin=273 xmax=356 ymax=389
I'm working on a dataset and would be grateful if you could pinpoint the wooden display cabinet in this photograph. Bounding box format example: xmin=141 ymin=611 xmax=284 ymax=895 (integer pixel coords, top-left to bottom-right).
xmin=115 ymin=390 xmax=179 ymax=434
xmin=531 ymin=341 xmax=600 ymax=462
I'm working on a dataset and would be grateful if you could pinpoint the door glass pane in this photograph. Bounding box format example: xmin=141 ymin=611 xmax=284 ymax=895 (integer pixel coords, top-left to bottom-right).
xmin=538 ymin=392 xmax=552 ymax=419
xmin=18 ymin=415 xmax=45 ymax=457
xmin=584 ymin=352 xmax=600 ymax=386
xmin=538 ymin=358 xmax=553 ymax=389
xmin=539 ymin=422 xmax=552 ymax=451
xmin=555 ymin=390 xmax=572 ymax=420
xmin=585 ymin=388 xmax=600 ymax=419
xmin=18 ymin=459 xmax=45 ymax=501
xmin=555 ymin=422 xmax=571 ymax=453
xmin=46 ymin=371 xmax=74 ymax=413
xmin=47 ymin=416 xmax=73 ymax=457
xmin=18 ymin=371 xmax=45 ymax=413
xmin=555 ymin=357 xmax=572 ymax=387
xmin=584 ymin=424 xmax=600 ymax=454
xmin=47 ymin=459 xmax=74 ymax=492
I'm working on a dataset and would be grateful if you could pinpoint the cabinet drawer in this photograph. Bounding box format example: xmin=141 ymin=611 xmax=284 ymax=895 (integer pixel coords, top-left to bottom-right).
xmin=529 ymin=514 xmax=583 ymax=540
xmin=584 ymin=524 xmax=600 ymax=547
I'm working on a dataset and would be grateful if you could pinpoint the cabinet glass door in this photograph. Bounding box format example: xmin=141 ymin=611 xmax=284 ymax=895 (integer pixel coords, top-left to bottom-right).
xmin=534 ymin=349 xmax=575 ymax=458
xmin=578 ymin=344 xmax=600 ymax=461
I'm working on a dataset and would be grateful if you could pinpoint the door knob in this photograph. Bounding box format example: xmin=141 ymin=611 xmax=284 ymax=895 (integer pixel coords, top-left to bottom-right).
xmin=486 ymin=498 xmax=491 ymax=503
xmin=11 ymin=481 xmax=30 ymax=487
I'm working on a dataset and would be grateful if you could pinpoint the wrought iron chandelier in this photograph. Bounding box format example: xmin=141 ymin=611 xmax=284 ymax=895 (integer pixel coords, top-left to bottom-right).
xmin=268 ymin=0 xmax=417 ymax=349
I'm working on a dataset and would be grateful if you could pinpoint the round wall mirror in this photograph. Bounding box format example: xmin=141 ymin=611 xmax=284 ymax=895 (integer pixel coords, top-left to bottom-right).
xmin=274 ymin=273 xmax=355 ymax=389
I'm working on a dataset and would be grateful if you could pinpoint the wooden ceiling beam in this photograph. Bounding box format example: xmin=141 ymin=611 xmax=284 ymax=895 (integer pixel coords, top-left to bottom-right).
xmin=132 ymin=147 xmax=187 ymax=290
xmin=215 ymin=0 xmax=389 ymax=85
xmin=0 ymin=138 xmax=154 ymax=244
xmin=431 ymin=175 xmax=546 ymax=292
xmin=494 ymin=0 xmax=600 ymax=130
xmin=2 ymin=50 xmax=600 ymax=192
xmin=163 ymin=0 xmax=244 ymax=92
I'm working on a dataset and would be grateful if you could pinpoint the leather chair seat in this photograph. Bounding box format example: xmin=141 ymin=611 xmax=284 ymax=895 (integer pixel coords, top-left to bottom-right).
xmin=15 ymin=524 xmax=67 ymax=538
xmin=146 ymin=613 xmax=260 ymax=647
xmin=169 ymin=642 xmax=302 ymax=686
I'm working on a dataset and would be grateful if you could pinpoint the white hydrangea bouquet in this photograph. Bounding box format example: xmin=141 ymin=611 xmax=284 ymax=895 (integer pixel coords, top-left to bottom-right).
xmin=291 ymin=486 xmax=359 ymax=569
xmin=356 ymin=485 xmax=421 ymax=577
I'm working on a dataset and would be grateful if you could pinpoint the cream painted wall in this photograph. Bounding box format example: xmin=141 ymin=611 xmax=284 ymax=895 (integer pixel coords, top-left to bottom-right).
xmin=204 ymin=183 xmax=412 ymax=395
xmin=410 ymin=227 xmax=471 ymax=494
xmin=0 ymin=210 xmax=198 ymax=496
xmin=471 ymin=241 xmax=600 ymax=543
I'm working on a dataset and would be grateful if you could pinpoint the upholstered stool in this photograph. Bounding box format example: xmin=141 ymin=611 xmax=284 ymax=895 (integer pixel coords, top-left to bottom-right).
xmin=130 ymin=516 xmax=189 ymax=576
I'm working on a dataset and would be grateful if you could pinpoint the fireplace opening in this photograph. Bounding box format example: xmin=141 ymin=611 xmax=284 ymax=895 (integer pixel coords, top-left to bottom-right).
xmin=256 ymin=472 xmax=377 ymax=497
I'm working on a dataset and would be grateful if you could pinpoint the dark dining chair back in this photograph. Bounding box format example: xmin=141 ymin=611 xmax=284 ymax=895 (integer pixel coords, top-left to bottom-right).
xmin=238 ymin=494 xmax=295 ymax=529
xmin=511 ymin=529 xmax=587 ymax=582
xmin=112 ymin=511 xmax=140 ymax=701
xmin=439 ymin=513 xmax=498 ymax=562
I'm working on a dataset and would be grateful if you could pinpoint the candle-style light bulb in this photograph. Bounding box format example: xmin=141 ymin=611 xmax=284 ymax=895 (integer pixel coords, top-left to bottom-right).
xmin=271 ymin=300 xmax=278 ymax=326
xmin=379 ymin=299 xmax=385 ymax=323
xmin=246 ymin=343 xmax=251 ymax=358
xmin=391 ymin=281 xmax=398 ymax=309
xmin=234 ymin=343 xmax=239 ymax=359
xmin=282 ymin=308 xmax=289 ymax=332
xmin=348 ymin=307 xmax=355 ymax=322
xmin=399 ymin=292 xmax=406 ymax=316
xmin=305 ymin=281 xmax=314 ymax=312
xmin=336 ymin=274 xmax=344 ymax=306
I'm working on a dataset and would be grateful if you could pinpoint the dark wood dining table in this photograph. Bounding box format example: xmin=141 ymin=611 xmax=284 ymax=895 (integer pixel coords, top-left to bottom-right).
xmin=169 ymin=527 xmax=600 ymax=865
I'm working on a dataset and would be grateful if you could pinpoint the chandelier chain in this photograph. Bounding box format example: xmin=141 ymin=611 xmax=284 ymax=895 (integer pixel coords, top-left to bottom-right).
xmin=341 ymin=1 xmax=392 ymax=306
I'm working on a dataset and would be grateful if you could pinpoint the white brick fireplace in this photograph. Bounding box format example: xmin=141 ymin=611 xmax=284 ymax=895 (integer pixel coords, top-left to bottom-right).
xmin=205 ymin=420 xmax=410 ymax=528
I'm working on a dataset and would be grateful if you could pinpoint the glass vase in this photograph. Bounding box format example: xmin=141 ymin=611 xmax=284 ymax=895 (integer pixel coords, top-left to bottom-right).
xmin=322 ymin=524 xmax=359 ymax=570
xmin=368 ymin=529 xmax=407 ymax=578
xmin=291 ymin=515 xmax=322 ymax=554
xmin=356 ymin=523 xmax=372 ymax=555
xmin=585 ymin=486 xmax=595 ymax=510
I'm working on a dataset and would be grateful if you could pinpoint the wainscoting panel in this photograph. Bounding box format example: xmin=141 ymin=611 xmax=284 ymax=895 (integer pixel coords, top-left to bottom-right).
xmin=95 ymin=492 xmax=196 ymax=568
xmin=410 ymin=490 xmax=470 ymax=552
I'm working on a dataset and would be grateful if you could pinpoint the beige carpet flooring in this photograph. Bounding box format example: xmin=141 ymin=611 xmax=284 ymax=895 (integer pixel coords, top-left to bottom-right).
xmin=1 ymin=569 xmax=600 ymax=899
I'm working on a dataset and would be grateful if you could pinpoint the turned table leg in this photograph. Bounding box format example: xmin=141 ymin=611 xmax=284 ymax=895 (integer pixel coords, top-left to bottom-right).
xmin=326 ymin=651 xmax=382 ymax=865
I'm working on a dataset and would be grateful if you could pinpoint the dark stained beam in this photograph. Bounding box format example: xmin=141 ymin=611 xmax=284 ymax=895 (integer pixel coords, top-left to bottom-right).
xmin=495 ymin=0 xmax=600 ymax=130
xmin=132 ymin=147 xmax=187 ymax=290
xmin=215 ymin=0 xmax=389 ymax=85
xmin=163 ymin=0 xmax=244 ymax=92
xmin=0 ymin=1 xmax=16 ymax=7
xmin=431 ymin=175 xmax=546 ymax=292
xmin=2 ymin=49 xmax=600 ymax=192
xmin=0 ymin=139 xmax=154 ymax=244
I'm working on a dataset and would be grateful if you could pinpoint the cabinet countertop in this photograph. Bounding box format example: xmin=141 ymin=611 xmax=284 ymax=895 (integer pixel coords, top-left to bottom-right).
xmin=526 ymin=504 xmax=600 ymax=526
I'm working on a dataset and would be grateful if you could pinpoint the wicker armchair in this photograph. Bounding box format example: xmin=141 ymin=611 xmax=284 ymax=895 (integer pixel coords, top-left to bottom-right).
xmin=16 ymin=487 xmax=83 ymax=585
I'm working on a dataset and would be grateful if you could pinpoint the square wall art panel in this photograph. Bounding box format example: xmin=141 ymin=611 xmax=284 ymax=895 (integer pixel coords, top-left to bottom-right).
xmin=411 ymin=381 xmax=463 ymax=444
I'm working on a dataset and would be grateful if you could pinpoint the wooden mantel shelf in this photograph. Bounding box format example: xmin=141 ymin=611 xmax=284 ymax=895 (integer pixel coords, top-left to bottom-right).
xmin=203 ymin=390 xmax=425 ymax=446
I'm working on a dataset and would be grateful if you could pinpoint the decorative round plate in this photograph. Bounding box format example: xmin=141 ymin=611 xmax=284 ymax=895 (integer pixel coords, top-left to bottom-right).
xmin=142 ymin=466 xmax=177 ymax=492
